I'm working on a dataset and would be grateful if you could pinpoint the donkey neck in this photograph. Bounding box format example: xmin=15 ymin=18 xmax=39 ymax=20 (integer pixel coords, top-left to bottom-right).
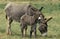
xmin=33 ymin=14 xmax=38 ymax=20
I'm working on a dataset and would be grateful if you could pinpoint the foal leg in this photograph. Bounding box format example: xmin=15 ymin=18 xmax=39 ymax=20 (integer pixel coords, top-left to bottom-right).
xmin=32 ymin=24 xmax=37 ymax=37
xmin=6 ymin=17 xmax=13 ymax=35
xmin=30 ymin=26 xmax=33 ymax=38
xmin=30 ymin=24 xmax=37 ymax=38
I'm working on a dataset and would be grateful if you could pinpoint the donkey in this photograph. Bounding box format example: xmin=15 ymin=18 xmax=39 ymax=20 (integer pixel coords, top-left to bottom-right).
xmin=38 ymin=16 xmax=52 ymax=36
xmin=4 ymin=2 xmax=44 ymax=35
xmin=20 ymin=10 xmax=42 ymax=37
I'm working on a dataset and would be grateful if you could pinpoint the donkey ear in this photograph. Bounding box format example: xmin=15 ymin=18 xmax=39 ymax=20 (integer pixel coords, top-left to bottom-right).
xmin=27 ymin=5 xmax=36 ymax=16
xmin=46 ymin=17 xmax=52 ymax=22
xmin=39 ymin=7 xmax=44 ymax=11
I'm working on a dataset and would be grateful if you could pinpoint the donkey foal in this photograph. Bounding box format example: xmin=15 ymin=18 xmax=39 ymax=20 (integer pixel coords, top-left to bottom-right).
xmin=38 ymin=17 xmax=52 ymax=36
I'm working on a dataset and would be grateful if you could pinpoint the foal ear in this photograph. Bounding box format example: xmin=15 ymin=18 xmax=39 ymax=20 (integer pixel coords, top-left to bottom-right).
xmin=39 ymin=7 xmax=44 ymax=11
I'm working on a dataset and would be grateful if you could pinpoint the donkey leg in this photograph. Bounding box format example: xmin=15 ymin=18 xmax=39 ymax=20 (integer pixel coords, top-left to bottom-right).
xmin=21 ymin=25 xmax=25 ymax=37
xmin=21 ymin=26 xmax=24 ymax=37
xmin=6 ymin=17 xmax=13 ymax=35
xmin=32 ymin=24 xmax=37 ymax=37
xmin=24 ymin=26 xmax=27 ymax=36
xmin=30 ymin=24 xmax=37 ymax=38
xmin=30 ymin=26 xmax=33 ymax=38
xmin=34 ymin=25 xmax=37 ymax=37
xmin=30 ymin=30 xmax=33 ymax=38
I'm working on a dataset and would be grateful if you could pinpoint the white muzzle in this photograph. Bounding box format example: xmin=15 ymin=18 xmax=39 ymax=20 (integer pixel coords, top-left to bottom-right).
xmin=41 ymin=32 xmax=47 ymax=36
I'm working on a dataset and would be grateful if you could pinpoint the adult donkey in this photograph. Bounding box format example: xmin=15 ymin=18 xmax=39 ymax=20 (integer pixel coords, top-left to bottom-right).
xmin=5 ymin=2 xmax=44 ymax=35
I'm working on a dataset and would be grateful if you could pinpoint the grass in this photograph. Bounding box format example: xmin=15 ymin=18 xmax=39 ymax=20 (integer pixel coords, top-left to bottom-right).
xmin=0 ymin=1 xmax=60 ymax=39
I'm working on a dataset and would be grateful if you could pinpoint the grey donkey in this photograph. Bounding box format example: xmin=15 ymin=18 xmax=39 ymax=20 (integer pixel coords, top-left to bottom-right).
xmin=5 ymin=2 xmax=44 ymax=35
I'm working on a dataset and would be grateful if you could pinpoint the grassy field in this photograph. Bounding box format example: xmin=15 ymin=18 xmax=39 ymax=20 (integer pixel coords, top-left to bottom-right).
xmin=0 ymin=1 xmax=60 ymax=39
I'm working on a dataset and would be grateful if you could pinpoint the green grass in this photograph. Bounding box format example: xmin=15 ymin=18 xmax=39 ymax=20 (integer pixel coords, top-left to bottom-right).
xmin=0 ymin=1 xmax=60 ymax=39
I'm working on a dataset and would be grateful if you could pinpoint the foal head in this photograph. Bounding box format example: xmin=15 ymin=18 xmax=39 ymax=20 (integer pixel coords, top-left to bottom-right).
xmin=38 ymin=17 xmax=52 ymax=36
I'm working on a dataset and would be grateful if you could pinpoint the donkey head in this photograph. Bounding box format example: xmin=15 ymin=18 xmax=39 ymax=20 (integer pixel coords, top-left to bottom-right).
xmin=38 ymin=17 xmax=52 ymax=36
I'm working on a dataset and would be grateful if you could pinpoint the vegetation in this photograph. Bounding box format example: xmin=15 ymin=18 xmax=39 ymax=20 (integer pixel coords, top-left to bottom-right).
xmin=0 ymin=0 xmax=60 ymax=39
